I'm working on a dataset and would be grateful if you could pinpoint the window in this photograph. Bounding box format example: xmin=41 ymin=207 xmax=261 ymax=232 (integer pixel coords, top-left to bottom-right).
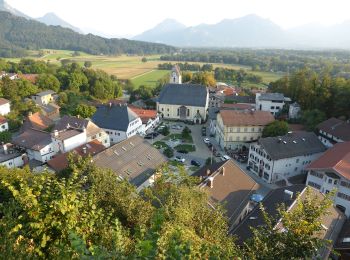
xmin=294 ymin=167 xmax=298 ymax=172
xmin=251 ymin=127 xmax=255 ymax=132
xmin=1 ymin=125 xmax=4 ymax=129
xmin=236 ymin=136 xmax=240 ymax=141
xmin=310 ymin=171 xmax=324 ymax=179
xmin=99 ymin=133 xmax=102 ymax=137
xmin=328 ymin=179 xmax=333 ymax=184
xmin=308 ymin=181 xmax=321 ymax=189
xmin=334 ymin=180 xmax=338 ymax=185
xmin=177 ymin=109 xmax=179 ymax=116
xmin=263 ymin=172 xmax=269 ymax=180
xmin=259 ymin=128 xmax=262 ymax=132
xmin=271 ymin=106 xmax=275 ymax=109
xmin=243 ymin=136 xmax=247 ymax=141
xmin=338 ymin=192 xmax=350 ymax=201
xmin=237 ymin=128 xmax=240 ymax=132
xmin=187 ymin=109 xmax=189 ymax=116
xmin=167 ymin=114 xmax=169 ymax=117
xmin=340 ymin=181 xmax=350 ymax=189
xmin=296 ymin=158 xmax=299 ymax=163
xmin=161 ymin=108 xmax=164 ymax=111
xmin=244 ymin=128 xmax=247 ymax=132
xmin=167 ymin=108 xmax=169 ymax=112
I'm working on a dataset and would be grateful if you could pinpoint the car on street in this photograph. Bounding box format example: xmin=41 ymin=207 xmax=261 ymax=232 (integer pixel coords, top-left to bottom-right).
xmin=144 ymin=132 xmax=159 ymax=139
xmin=203 ymin=138 xmax=210 ymax=144
xmin=191 ymin=160 xmax=201 ymax=167
xmin=175 ymin=156 xmax=186 ymax=163
xmin=220 ymin=155 xmax=231 ymax=161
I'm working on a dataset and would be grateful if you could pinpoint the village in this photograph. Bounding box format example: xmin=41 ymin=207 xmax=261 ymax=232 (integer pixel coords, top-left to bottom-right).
xmin=1 ymin=65 xmax=350 ymax=258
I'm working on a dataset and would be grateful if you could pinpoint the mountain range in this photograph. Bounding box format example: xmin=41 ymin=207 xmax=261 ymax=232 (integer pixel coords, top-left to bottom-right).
xmin=134 ymin=15 xmax=350 ymax=49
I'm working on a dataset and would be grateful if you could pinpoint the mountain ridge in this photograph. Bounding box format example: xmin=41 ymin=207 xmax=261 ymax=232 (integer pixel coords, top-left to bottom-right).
xmin=36 ymin=12 xmax=83 ymax=33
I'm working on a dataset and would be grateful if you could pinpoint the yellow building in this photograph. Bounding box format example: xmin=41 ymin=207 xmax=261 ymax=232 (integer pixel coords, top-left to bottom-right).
xmin=216 ymin=110 xmax=274 ymax=149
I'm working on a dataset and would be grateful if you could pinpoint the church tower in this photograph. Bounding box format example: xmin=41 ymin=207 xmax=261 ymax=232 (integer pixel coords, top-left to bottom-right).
xmin=170 ymin=65 xmax=182 ymax=84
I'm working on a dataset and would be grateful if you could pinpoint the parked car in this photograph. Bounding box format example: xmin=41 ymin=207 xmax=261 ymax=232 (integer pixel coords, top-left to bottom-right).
xmin=203 ymin=138 xmax=210 ymax=144
xmin=220 ymin=155 xmax=231 ymax=161
xmin=175 ymin=156 xmax=186 ymax=163
xmin=191 ymin=160 xmax=201 ymax=167
xmin=177 ymin=149 xmax=189 ymax=154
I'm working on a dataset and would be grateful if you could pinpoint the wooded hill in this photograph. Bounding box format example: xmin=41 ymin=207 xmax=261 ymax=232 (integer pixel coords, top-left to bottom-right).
xmin=0 ymin=11 xmax=176 ymax=57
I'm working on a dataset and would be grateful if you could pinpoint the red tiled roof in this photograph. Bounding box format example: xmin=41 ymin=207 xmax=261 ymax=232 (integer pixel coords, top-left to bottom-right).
xmin=0 ymin=115 xmax=7 ymax=124
xmin=219 ymin=110 xmax=275 ymax=127
xmin=128 ymin=105 xmax=157 ymax=124
xmin=47 ymin=140 xmax=105 ymax=172
xmin=18 ymin=74 xmax=39 ymax=83
xmin=23 ymin=112 xmax=53 ymax=131
xmin=0 ymin=98 xmax=10 ymax=106
xmin=307 ymin=142 xmax=350 ymax=179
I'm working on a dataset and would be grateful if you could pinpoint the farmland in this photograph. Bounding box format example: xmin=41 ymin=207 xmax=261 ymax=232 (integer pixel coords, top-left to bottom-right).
xmin=5 ymin=49 xmax=284 ymax=88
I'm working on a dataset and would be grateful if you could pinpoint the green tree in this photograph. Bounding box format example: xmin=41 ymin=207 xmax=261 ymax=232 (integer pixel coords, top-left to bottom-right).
xmin=301 ymin=109 xmax=326 ymax=131
xmin=0 ymin=131 xmax=12 ymax=143
xmin=141 ymin=57 xmax=147 ymax=62
xmin=74 ymin=104 xmax=96 ymax=118
xmin=242 ymin=188 xmax=333 ymax=259
xmin=163 ymin=147 xmax=174 ymax=158
xmin=36 ymin=73 xmax=60 ymax=92
xmin=84 ymin=61 xmax=92 ymax=68
xmin=262 ymin=121 xmax=289 ymax=137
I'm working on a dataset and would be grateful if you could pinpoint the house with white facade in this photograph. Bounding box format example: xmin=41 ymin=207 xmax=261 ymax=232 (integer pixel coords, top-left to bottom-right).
xmin=316 ymin=118 xmax=350 ymax=148
xmin=0 ymin=71 xmax=18 ymax=80
xmin=255 ymin=93 xmax=291 ymax=116
xmin=0 ymin=143 xmax=27 ymax=169
xmin=216 ymin=110 xmax=275 ymax=149
xmin=288 ymin=102 xmax=301 ymax=119
xmin=0 ymin=116 xmax=8 ymax=132
xmin=128 ymin=105 xmax=159 ymax=133
xmin=248 ymin=131 xmax=327 ymax=184
xmin=170 ymin=65 xmax=182 ymax=84
xmin=12 ymin=128 xmax=56 ymax=163
xmin=0 ymin=98 xmax=10 ymax=116
xmin=157 ymin=84 xmax=209 ymax=124
xmin=92 ymin=103 xmax=143 ymax=144
xmin=53 ymin=115 xmax=110 ymax=148
xmin=51 ymin=128 xmax=87 ymax=154
xmin=306 ymin=142 xmax=350 ymax=216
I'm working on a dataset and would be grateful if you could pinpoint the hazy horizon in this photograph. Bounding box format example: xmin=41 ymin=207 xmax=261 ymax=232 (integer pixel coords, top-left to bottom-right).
xmin=7 ymin=0 xmax=350 ymax=37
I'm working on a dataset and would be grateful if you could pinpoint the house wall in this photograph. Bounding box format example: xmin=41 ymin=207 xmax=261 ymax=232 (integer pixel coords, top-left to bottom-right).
xmin=136 ymin=174 xmax=156 ymax=192
xmin=126 ymin=118 xmax=143 ymax=137
xmin=32 ymin=94 xmax=53 ymax=106
xmin=27 ymin=144 xmax=56 ymax=163
xmin=157 ymin=103 xmax=208 ymax=123
xmin=52 ymin=132 xmax=86 ymax=153
xmin=248 ymin=143 xmax=324 ymax=184
xmin=0 ymin=103 xmax=10 ymax=116
xmin=318 ymin=130 xmax=344 ymax=148
xmin=0 ymin=154 xmax=25 ymax=168
xmin=215 ymin=114 xmax=265 ymax=149
xmin=306 ymin=170 xmax=350 ymax=217
xmin=255 ymin=95 xmax=284 ymax=116
xmin=87 ymin=130 xmax=110 ymax=148
xmin=0 ymin=122 xmax=8 ymax=132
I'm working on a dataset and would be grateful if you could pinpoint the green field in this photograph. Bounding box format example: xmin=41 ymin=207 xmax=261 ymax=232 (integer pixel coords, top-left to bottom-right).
xmin=4 ymin=49 xmax=283 ymax=87
xmin=131 ymin=70 xmax=169 ymax=88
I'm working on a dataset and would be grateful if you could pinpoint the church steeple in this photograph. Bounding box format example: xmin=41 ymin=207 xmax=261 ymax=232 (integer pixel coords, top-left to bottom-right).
xmin=170 ymin=64 xmax=182 ymax=84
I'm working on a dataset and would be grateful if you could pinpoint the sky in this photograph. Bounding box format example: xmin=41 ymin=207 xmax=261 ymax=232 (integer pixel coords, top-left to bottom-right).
xmin=8 ymin=0 xmax=350 ymax=37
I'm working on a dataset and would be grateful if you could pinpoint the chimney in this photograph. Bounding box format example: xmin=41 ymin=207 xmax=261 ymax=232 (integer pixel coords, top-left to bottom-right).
xmin=284 ymin=190 xmax=293 ymax=201
xmin=3 ymin=143 xmax=7 ymax=155
xmin=109 ymin=102 xmax=112 ymax=107
xmin=82 ymin=146 xmax=87 ymax=154
xmin=206 ymin=169 xmax=211 ymax=176
xmin=207 ymin=177 xmax=214 ymax=188
xmin=77 ymin=114 xmax=80 ymax=119
xmin=54 ymin=130 xmax=58 ymax=137
xmin=221 ymin=167 xmax=225 ymax=176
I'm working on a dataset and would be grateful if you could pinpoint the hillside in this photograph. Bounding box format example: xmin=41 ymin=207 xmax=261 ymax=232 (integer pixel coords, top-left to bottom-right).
xmin=0 ymin=0 xmax=30 ymax=19
xmin=0 ymin=11 xmax=176 ymax=57
xmin=134 ymin=15 xmax=289 ymax=47
xmin=36 ymin=12 xmax=83 ymax=33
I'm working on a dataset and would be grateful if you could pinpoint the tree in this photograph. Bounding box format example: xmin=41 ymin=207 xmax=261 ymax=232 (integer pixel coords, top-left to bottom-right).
xmin=141 ymin=57 xmax=147 ymax=63
xmin=84 ymin=61 xmax=92 ymax=68
xmin=0 ymin=131 xmax=12 ymax=143
xmin=163 ymin=147 xmax=174 ymax=158
xmin=191 ymin=71 xmax=216 ymax=86
xmin=74 ymin=104 xmax=96 ymax=118
xmin=301 ymin=109 xmax=326 ymax=131
xmin=242 ymin=188 xmax=333 ymax=259
xmin=159 ymin=126 xmax=169 ymax=136
xmin=262 ymin=121 xmax=289 ymax=137
xmin=36 ymin=73 xmax=60 ymax=92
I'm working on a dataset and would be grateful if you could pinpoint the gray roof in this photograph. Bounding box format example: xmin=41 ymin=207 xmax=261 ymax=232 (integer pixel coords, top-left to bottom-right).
xmin=91 ymin=104 xmax=139 ymax=132
xmin=225 ymin=95 xmax=255 ymax=104
xmin=259 ymin=131 xmax=327 ymax=160
xmin=158 ymin=84 xmax=208 ymax=107
xmin=258 ymin=93 xmax=285 ymax=101
xmin=12 ymin=128 xmax=52 ymax=151
xmin=36 ymin=90 xmax=55 ymax=97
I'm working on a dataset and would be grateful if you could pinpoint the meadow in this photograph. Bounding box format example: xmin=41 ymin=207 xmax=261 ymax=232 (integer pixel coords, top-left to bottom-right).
xmin=6 ymin=49 xmax=284 ymax=88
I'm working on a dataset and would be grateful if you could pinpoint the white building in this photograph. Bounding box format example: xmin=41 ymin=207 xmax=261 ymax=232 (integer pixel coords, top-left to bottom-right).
xmin=31 ymin=90 xmax=55 ymax=106
xmin=170 ymin=65 xmax=182 ymax=84
xmin=248 ymin=132 xmax=326 ymax=184
xmin=306 ymin=142 xmax=350 ymax=217
xmin=157 ymin=84 xmax=209 ymax=124
xmin=128 ymin=105 xmax=159 ymax=133
xmin=92 ymin=103 xmax=143 ymax=144
xmin=0 ymin=98 xmax=11 ymax=116
xmin=12 ymin=129 xmax=56 ymax=163
xmin=288 ymin=102 xmax=301 ymax=119
xmin=317 ymin=118 xmax=350 ymax=148
xmin=51 ymin=129 xmax=87 ymax=154
xmin=53 ymin=115 xmax=110 ymax=148
xmin=255 ymin=93 xmax=291 ymax=116
xmin=0 ymin=143 xmax=27 ymax=168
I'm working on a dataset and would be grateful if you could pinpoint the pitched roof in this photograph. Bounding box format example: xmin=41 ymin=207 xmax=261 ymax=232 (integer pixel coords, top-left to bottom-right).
xmin=12 ymin=128 xmax=52 ymax=151
xmin=47 ymin=140 xmax=105 ymax=172
xmin=307 ymin=142 xmax=350 ymax=180
xmin=35 ymin=90 xmax=55 ymax=97
xmin=259 ymin=131 xmax=326 ymax=160
xmin=158 ymin=84 xmax=208 ymax=107
xmin=22 ymin=112 xmax=53 ymax=131
xmin=128 ymin=105 xmax=158 ymax=124
xmin=52 ymin=129 xmax=83 ymax=141
xmin=219 ymin=110 xmax=275 ymax=126
xmin=0 ymin=98 xmax=10 ymax=106
xmin=40 ymin=103 xmax=60 ymax=114
xmin=317 ymin=118 xmax=350 ymax=141
xmin=54 ymin=115 xmax=102 ymax=138
xmin=220 ymin=103 xmax=255 ymax=110
xmin=92 ymin=135 xmax=167 ymax=187
xmin=225 ymin=95 xmax=255 ymax=104
xmin=0 ymin=143 xmax=25 ymax=163
xmin=91 ymin=104 xmax=139 ymax=132
xmin=196 ymin=160 xmax=260 ymax=226
xmin=232 ymin=184 xmax=306 ymax=243
xmin=17 ymin=74 xmax=38 ymax=83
